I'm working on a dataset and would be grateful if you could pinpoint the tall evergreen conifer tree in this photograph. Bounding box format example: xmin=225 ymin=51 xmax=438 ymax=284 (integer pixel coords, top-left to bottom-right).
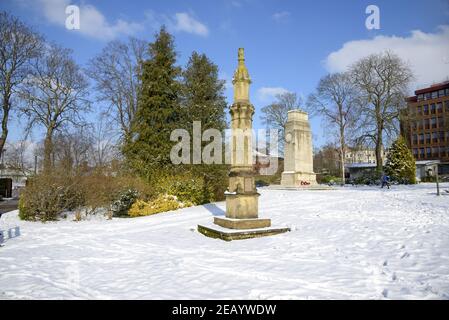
xmin=181 ymin=51 xmax=228 ymax=201
xmin=125 ymin=27 xmax=182 ymax=179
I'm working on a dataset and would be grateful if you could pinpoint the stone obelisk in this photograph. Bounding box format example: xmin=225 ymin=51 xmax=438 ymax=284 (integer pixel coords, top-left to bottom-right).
xmin=197 ymin=48 xmax=290 ymax=240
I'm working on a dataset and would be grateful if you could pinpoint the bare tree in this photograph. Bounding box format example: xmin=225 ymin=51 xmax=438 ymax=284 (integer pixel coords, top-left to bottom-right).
xmin=0 ymin=11 xmax=42 ymax=156
xmin=306 ymin=72 xmax=359 ymax=184
xmin=88 ymin=115 xmax=119 ymax=169
xmin=260 ymin=92 xmax=302 ymax=153
xmin=313 ymin=143 xmax=340 ymax=177
xmin=3 ymin=140 xmax=32 ymax=174
xmin=18 ymin=43 xmax=90 ymax=172
xmin=87 ymin=38 xmax=147 ymax=141
xmin=53 ymin=128 xmax=92 ymax=173
xmin=350 ymin=51 xmax=414 ymax=173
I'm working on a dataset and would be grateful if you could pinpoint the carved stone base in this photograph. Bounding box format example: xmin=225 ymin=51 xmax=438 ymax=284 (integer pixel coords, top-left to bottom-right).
xmin=281 ymin=171 xmax=317 ymax=187
xmin=225 ymin=192 xmax=260 ymax=219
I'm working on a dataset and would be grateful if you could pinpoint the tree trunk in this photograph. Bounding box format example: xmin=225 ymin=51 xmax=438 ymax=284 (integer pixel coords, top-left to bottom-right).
xmin=0 ymin=95 xmax=10 ymax=157
xmin=339 ymin=128 xmax=345 ymax=185
xmin=375 ymin=126 xmax=383 ymax=174
xmin=43 ymin=128 xmax=54 ymax=173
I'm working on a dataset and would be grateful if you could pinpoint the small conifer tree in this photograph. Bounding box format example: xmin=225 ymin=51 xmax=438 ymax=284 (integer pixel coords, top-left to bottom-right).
xmin=384 ymin=136 xmax=416 ymax=184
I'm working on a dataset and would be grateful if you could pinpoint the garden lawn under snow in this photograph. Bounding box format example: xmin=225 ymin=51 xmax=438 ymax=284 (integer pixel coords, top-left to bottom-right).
xmin=1 ymin=183 xmax=449 ymax=300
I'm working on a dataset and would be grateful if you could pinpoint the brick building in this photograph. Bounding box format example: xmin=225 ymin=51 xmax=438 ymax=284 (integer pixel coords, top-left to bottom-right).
xmin=402 ymin=81 xmax=449 ymax=162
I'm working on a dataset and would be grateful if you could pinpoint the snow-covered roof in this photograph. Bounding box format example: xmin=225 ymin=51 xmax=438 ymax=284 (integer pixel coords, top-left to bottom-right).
xmin=345 ymin=163 xmax=377 ymax=168
xmin=415 ymin=160 xmax=441 ymax=166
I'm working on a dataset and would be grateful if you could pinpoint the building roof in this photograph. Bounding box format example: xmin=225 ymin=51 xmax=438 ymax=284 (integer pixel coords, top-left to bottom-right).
xmin=345 ymin=163 xmax=377 ymax=169
xmin=414 ymin=81 xmax=449 ymax=95
xmin=415 ymin=160 xmax=441 ymax=165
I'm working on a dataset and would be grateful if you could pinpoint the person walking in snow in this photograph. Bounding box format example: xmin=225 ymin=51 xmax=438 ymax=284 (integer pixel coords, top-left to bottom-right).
xmin=381 ymin=174 xmax=390 ymax=189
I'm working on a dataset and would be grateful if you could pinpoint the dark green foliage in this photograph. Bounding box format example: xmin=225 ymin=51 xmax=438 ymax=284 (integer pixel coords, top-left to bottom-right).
xmin=110 ymin=189 xmax=139 ymax=217
xmin=124 ymin=29 xmax=229 ymax=204
xmin=124 ymin=27 xmax=182 ymax=179
xmin=384 ymin=136 xmax=416 ymax=184
xmin=350 ymin=171 xmax=380 ymax=185
xmin=181 ymin=51 xmax=227 ymax=131
xmin=181 ymin=51 xmax=228 ymax=201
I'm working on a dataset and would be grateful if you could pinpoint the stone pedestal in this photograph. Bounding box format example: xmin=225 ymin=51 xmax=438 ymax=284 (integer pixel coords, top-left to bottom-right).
xmin=281 ymin=110 xmax=317 ymax=187
xmin=197 ymin=48 xmax=289 ymax=241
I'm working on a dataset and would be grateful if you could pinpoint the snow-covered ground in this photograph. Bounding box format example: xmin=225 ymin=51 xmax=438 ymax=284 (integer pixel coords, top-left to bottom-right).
xmin=1 ymin=183 xmax=448 ymax=300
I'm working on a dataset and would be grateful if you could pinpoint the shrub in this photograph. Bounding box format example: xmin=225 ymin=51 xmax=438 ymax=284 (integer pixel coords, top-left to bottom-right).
xmin=19 ymin=171 xmax=156 ymax=221
xmin=421 ymin=176 xmax=436 ymax=183
xmin=156 ymin=173 xmax=214 ymax=205
xmin=128 ymin=195 xmax=192 ymax=217
xmin=110 ymin=189 xmax=139 ymax=217
xmin=350 ymin=171 xmax=380 ymax=185
xmin=318 ymin=175 xmax=342 ymax=185
xmin=19 ymin=174 xmax=83 ymax=221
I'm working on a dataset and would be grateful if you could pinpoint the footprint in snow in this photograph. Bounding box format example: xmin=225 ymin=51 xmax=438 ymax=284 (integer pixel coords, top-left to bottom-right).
xmin=400 ymin=252 xmax=410 ymax=259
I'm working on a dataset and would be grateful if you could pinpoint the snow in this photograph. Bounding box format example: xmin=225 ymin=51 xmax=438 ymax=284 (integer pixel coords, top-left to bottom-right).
xmin=1 ymin=183 xmax=449 ymax=300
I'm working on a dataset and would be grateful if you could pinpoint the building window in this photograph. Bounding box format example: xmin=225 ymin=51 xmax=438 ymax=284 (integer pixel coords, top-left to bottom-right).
xmin=423 ymin=104 xmax=429 ymax=114
xmin=436 ymin=102 xmax=443 ymax=113
xmin=432 ymin=132 xmax=438 ymax=142
xmin=417 ymin=105 xmax=422 ymax=114
xmin=438 ymin=117 xmax=444 ymax=128
xmin=446 ymin=101 xmax=449 ymax=111
xmin=418 ymin=94 xmax=424 ymax=101
xmin=413 ymin=148 xmax=418 ymax=156
xmin=446 ymin=89 xmax=449 ymax=96
xmin=424 ymin=118 xmax=430 ymax=129
xmin=440 ymin=146 xmax=446 ymax=157
xmin=426 ymin=93 xmax=432 ymax=100
xmin=419 ymin=133 xmax=424 ymax=143
xmin=431 ymin=103 xmax=436 ymax=114
xmin=439 ymin=89 xmax=445 ymax=97
xmin=419 ymin=148 xmax=425 ymax=158
xmin=432 ymin=91 xmax=438 ymax=99
xmin=426 ymin=147 xmax=431 ymax=157
xmin=432 ymin=147 xmax=439 ymax=156
xmin=439 ymin=131 xmax=445 ymax=142
xmin=412 ymin=134 xmax=418 ymax=144
xmin=431 ymin=117 xmax=437 ymax=129
xmin=426 ymin=133 xmax=431 ymax=143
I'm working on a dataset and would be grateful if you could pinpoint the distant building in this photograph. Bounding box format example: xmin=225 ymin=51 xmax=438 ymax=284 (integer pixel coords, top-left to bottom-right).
xmin=0 ymin=167 xmax=30 ymax=198
xmin=345 ymin=148 xmax=388 ymax=165
xmin=345 ymin=162 xmax=377 ymax=181
xmin=402 ymin=81 xmax=449 ymax=162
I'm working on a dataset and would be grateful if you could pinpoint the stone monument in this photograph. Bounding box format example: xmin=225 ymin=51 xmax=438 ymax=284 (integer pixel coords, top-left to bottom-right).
xmin=281 ymin=110 xmax=317 ymax=187
xmin=197 ymin=48 xmax=290 ymax=241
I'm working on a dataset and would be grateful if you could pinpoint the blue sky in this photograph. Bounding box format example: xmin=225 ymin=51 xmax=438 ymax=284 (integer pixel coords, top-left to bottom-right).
xmin=2 ymin=0 xmax=449 ymax=147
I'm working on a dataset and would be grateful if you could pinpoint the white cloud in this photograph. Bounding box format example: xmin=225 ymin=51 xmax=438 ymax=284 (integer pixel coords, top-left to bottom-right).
xmin=272 ymin=11 xmax=290 ymax=22
xmin=325 ymin=26 xmax=449 ymax=89
xmin=171 ymin=12 xmax=209 ymax=37
xmin=16 ymin=1 xmax=209 ymax=39
xmin=257 ymin=87 xmax=290 ymax=102
xmin=144 ymin=10 xmax=209 ymax=37
xmin=17 ymin=0 xmax=143 ymax=40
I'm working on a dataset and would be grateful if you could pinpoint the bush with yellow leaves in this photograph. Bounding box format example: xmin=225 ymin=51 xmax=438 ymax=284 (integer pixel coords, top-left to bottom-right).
xmin=128 ymin=194 xmax=193 ymax=217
